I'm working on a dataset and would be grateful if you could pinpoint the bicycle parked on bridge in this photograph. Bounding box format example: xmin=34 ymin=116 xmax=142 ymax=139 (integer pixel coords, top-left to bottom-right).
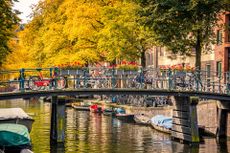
xmin=28 ymin=68 xmax=66 ymax=90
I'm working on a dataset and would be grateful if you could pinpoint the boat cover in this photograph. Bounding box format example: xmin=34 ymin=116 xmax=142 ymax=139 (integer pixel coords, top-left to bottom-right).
xmin=0 ymin=124 xmax=30 ymax=147
xmin=150 ymin=115 xmax=172 ymax=129
xmin=114 ymin=108 xmax=125 ymax=114
xmin=0 ymin=108 xmax=32 ymax=120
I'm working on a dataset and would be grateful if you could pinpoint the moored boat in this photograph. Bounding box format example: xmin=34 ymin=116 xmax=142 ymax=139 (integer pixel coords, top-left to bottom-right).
xmin=150 ymin=115 xmax=172 ymax=134
xmin=0 ymin=108 xmax=34 ymax=132
xmin=72 ymin=103 xmax=90 ymax=111
xmin=102 ymin=108 xmax=115 ymax=116
xmin=72 ymin=105 xmax=90 ymax=111
xmin=116 ymin=114 xmax=135 ymax=122
xmin=134 ymin=114 xmax=150 ymax=125
xmin=90 ymin=104 xmax=102 ymax=113
xmin=115 ymin=108 xmax=134 ymax=122
xmin=0 ymin=123 xmax=32 ymax=152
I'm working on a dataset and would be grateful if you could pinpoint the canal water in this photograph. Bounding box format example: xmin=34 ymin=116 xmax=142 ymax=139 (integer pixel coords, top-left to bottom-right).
xmin=0 ymin=99 xmax=229 ymax=153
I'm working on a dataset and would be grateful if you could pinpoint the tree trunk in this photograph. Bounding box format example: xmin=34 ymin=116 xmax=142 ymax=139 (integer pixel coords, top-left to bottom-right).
xmin=195 ymin=30 xmax=202 ymax=70
xmin=141 ymin=50 xmax=146 ymax=68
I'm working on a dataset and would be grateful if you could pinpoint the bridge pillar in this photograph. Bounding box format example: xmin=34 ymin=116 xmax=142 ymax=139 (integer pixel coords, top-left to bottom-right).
xmin=171 ymin=96 xmax=200 ymax=143
xmin=216 ymin=101 xmax=230 ymax=140
xmin=50 ymin=96 xmax=66 ymax=143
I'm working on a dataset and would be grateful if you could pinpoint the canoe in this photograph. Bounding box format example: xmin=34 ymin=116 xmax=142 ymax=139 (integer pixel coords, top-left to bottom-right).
xmin=0 ymin=124 xmax=31 ymax=149
xmin=134 ymin=114 xmax=150 ymax=125
xmin=116 ymin=114 xmax=135 ymax=122
xmin=0 ymin=108 xmax=34 ymax=132
xmin=72 ymin=105 xmax=90 ymax=111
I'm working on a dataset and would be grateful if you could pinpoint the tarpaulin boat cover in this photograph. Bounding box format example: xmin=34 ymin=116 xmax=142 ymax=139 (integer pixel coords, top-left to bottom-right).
xmin=150 ymin=115 xmax=172 ymax=129
xmin=0 ymin=124 xmax=30 ymax=147
xmin=0 ymin=108 xmax=32 ymax=120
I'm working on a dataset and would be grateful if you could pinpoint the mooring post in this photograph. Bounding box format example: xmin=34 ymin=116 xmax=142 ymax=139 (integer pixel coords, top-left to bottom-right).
xmin=56 ymin=97 xmax=66 ymax=143
xmin=50 ymin=96 xmax=57 ymax=142
xmin=50 ymin=96 xmax=66 ymax=143
xmin=171 ymin=96 xmax=199 ymax=143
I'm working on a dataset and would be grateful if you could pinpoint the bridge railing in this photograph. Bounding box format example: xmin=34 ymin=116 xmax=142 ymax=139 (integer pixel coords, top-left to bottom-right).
xmin=0 ymin=67 xmax=229 ymax=94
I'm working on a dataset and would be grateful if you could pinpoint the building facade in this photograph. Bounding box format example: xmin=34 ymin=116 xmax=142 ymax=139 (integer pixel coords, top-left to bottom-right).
xmin=145 ymin=12 xmax=230 ymax=74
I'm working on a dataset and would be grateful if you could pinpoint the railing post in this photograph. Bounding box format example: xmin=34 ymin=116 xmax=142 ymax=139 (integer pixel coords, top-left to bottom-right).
xmin=83 ymin=68 xmax=89 ymax=88
xmin=49 ymin=68 xmax=53 ymax=89
xmin=19 ymin=68 xmax=25 ymax=92
xmin=112 ymin=67 xmax=115 ymax=89
xmin=168 ymin=68 xmax=172 ymax=90
xmin=218 ymin=72 xmax=222 ymax=93
xmin=140 ymin=67 xmax=144 ymax=88
xmin=227 ymin=72 xmax=230 ymax=94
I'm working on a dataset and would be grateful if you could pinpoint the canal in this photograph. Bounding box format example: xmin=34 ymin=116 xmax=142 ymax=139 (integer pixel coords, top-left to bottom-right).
xmin=0 ymin=99 xmax=229 ymax=153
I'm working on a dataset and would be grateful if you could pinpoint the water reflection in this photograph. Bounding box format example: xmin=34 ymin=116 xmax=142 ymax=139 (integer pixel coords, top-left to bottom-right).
xmin=0 ymin=99 xmax=230 ymax=153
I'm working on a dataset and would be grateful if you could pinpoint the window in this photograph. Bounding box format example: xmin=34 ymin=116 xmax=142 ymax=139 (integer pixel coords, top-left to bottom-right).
xmin=206 ymin=65 xmax=211 ymax=78
xmin=228 ymin=14 xmax=230 ymax=42
xmin=217 ymin=30 xmax=222 ymax=45
xmin=216 ymin=61 xmax=222 ymax=77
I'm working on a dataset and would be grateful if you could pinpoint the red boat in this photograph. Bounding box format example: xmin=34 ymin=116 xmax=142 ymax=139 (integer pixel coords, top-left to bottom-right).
xmin=90 ymin=104 xmax=102 ymax=113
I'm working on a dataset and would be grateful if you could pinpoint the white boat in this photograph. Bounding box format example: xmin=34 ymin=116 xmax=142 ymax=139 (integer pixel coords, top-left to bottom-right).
xmin=0 ymin=108 xmax=34 ymax=132
xmin=150 ymin=115 xmax=172 ymax=134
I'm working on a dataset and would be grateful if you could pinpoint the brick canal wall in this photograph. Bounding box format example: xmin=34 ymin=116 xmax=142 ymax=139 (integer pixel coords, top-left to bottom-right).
xmin=128 ymin=101 xmax=229 ymax=136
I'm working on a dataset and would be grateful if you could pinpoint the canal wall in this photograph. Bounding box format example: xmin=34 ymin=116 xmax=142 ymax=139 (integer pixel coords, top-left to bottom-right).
xmin=91 ymin=99 xmax=230 ymax=136
xmin=127 ymin=101 xmax=226 ymax=136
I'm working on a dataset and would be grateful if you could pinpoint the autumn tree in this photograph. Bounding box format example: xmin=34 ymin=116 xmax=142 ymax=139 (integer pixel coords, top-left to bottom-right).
xmin=3 ymin=0 xmax=156 ymax=68
xmin=0 ymin=0 xmax=20 ymax=66
xmin=136 ymin=0 xmax=230 ymax=69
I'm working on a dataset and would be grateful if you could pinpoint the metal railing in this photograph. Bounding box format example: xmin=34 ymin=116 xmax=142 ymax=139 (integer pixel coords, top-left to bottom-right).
xmin=0 ymin=67 xmax=229 ymax=95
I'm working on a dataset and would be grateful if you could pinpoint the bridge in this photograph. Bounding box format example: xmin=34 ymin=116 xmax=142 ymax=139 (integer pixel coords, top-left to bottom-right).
xmin=1 ymin=67 xmax=230 ymax=144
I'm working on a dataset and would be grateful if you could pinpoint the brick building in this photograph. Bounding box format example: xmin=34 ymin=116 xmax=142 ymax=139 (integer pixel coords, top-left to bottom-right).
xmin=145 ymin=12 xmax=230 ymax=74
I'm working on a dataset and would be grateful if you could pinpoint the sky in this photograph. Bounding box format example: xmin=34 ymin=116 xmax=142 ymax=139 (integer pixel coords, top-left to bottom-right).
xmin=13 ymin=0 xmax=40 ymax=23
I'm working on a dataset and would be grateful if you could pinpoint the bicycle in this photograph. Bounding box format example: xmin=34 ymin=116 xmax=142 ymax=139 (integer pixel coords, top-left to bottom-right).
xmin=28 ymin=68 xmax=66 ymax=90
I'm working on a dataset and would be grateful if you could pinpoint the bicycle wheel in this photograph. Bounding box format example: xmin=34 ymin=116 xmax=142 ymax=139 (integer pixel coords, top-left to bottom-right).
xmin=55 ymin=76 xmax=66 ymax=89
xmin=28 ymin=76 xmax=41 ymax=91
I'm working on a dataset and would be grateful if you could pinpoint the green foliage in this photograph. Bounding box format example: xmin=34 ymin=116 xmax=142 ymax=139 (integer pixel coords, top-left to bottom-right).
xmin=137 ymin=0 xmax=230 ymax=68
xmin=0 ymin=0 xmax=20 ymax=66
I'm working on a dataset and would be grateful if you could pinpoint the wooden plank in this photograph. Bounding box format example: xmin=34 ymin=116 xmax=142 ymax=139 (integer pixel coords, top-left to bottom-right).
xmin=173 ymin=110 xmax=189 ymax=119
xmin=173 ymin=118 xmax=190 ymax=127
xmin=171 ymin=131 xmax=192 ymax=142
xmin=172 ymin=123 xmax=191 ymax=135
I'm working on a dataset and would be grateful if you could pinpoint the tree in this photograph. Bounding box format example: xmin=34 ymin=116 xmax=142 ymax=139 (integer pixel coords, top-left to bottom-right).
xmin=136 ymin=0 xmax=230 ymax=69
xmin=0 ymin=0 xmax=20 ymax=66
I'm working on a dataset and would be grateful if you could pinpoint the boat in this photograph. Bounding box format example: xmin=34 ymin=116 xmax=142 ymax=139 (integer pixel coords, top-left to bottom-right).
xmin=72 ymin=105 xmax=90 ymax=111
xmin=115 ymin=108 xmax=135 ymax=122
xmin=0 ymin=108 xmax=34 ymax=132
xmin=102 ymin=108 xmax=115 ymax=116
xmin=150 ymin=115 xmax=172 ymax=134
xmin=90 ymin=104 xmax=102 ymax=113
xmin=0 ymin=123 xmax=32 ymax=152
xmin=134 ymin=114 xmax=150 ymax=125
xmin=72 ymin=103 xmax=90 ymax=111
